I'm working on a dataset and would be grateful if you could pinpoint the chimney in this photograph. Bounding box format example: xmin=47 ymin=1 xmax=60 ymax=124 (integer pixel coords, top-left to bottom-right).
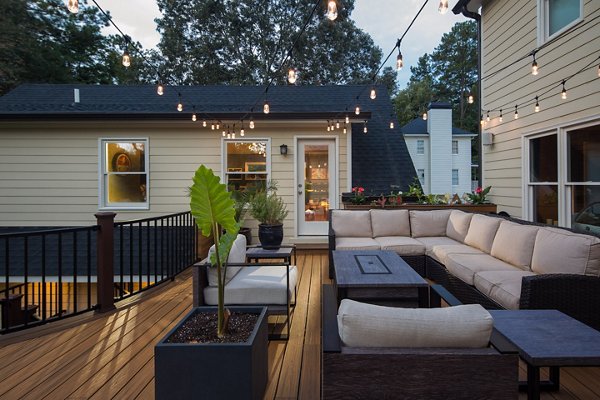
xmin=73 ymin=88 xmax=80 ymax=104
xmin=427 ymin=102 xmax=452 ymax=194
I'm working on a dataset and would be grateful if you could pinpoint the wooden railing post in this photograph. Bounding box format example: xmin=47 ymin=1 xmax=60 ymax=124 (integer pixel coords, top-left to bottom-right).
xmin=95 ymin=212 xmax=116 ymax=313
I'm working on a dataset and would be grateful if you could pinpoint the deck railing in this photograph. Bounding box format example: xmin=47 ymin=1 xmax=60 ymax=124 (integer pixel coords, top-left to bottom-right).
xmin=0 ymin=211 xmax=199 ymax=334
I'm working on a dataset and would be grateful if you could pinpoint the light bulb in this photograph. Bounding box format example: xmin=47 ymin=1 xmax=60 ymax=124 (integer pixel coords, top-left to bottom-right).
xmin=345 ymin=115 xmax=349 ymax=124
xmin=216 ymin=122 xmax=220 ymax=129
xmin=287 ymin=68 xmax=297 ymax=84
xmin=390 ymin=121 xmax=394 ymax=129
xmin=499 ymin=110 xmax=503 ymax=122
xmin=561 ymin=82 xmax=567 ymax=100
xmin=122 ymin=50 xmax=131 ymax=67
xmin=222 ymin=130 xmax=226 ymax=137
xmin=67 ymin=0 xmax=78 ymax=13
xmin=177 ymin=102 xmax=183 ymax=112
xmin=211 ymin=123 xmax=215 ymax=130
xmin=192 ymin=113 xmax=197 ymax=122
xmin=480 ymin=115 xmax=484 ymax=126
xmin=534 ymin=97 xmax=540 ymax=112
xmin=226 ymin=133 xmax=231 ymax=139
xmin=326 ymin=1 xmax=338 ymax=21
xmin=343 ymin=127 xmax=347 ymax=134
xmin=486 ymin=111 xmax=490 ymax=122
xmin=157 ymin=83 xmax=164 ymax=96
xmin=422 ymin=112 xmax=427 ymax=120
xmin=327 ymin=125 xmax=331 ymax=132
xmin=370 ymin=88 xmax=376 ymax=100
xmin=468 ymin=94 xmax=474 ymax=104
xmin=363 ymin=122 xmax=368 ymax=134
xmin=531 ymin=60 xmax=538 ymax=76
xmin=438 ymin=0 xmax=449 ymax=14
xmin=396 ymin=53 xmax=403 ymax=70
xmin=240 ymin=128 xmax=245 ymax=137
xmin=202 ymin=120 xmax=207 ymax=127
xmin=597 ymin=65 xmax=600 ymax=77
xmin=250 ymin=119 xmax=255 ymax=129
xmin=232 ymin=133 xmax=236 ymax=139
xmin=263 ymin=101 xmax=270 ymax=114
xmin=336 ymin=121 xmax=340 ymax=129
xmin=355 ymin=106 xmax=360 ymax=115
xmin=514 ymin=106 xmax=519 ymax=119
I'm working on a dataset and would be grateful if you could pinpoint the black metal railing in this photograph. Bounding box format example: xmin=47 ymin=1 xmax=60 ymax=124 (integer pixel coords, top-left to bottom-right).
xmin=0 ymin=211 xmax=200 ymax=334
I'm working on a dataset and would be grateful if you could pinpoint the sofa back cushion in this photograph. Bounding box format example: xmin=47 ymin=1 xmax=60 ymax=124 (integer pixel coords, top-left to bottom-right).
xmin=490 ymin=221 xmax=539 ymax=269
xmin=446 ymin=210 xmax=473 ymax=242
xmin=370 ymin=209 xmax=411 ymax=237
xmin=531 ymin=227 xmax=600 ymax=276
xmin=337 ymin=299 xmax=493 ymax=348
xmin=409 ymin=210 xmax=452 ymax=238
xmin=464 ymin=214 xmax=502 ymax=253
xmin=207 ymin=234 xmax=246 ymax=287
xmin=332 ymin=210 xmax=373 ymax=238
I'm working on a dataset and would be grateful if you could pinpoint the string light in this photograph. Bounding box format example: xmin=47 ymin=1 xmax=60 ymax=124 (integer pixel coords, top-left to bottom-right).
xmin=343 ymin=122 xmax=347 ymax=134
xmin=336 ymin=120 xmax=340 ymax=129
xmin=249 ymin=117 xmax=255 ymax=129
xmin=499 ymin=109 xmax=503 ymax=122
xmin=598 ymin=64 xmax=600 ymax=77
xmin=534 ymin=96 xmax=540 ymax=112
xmin=438 ymin=0 xmax=449 ymax=14
xmin=327 ymin=120 xmax=331 ymax=132
xmin=177 ymin=95 xmax=183 ymax=112
xmin=486 ymin=111 xmax=490 ymax=122
xmin=287 ymin=68 xmax=298 ymax=84
xmin=330 ymin=120 xmax=335 ymax=130
xmin=216 ymin=122 xmax=220 ymax=130
xmin=202 ymin=119 xmax=207 ymax=127
xmin=468 ymin=94 xmax=474 ymax=104
xmin=480 ymin=114 xmax=484 ymax=126
xmin=531 ymin=52 xmax=539 ymax=76
xmin=67 ymin=0 xmax=78 ymax=13
xmin=345 ymin=115 xmax=350 ymax=124
xmin=355 ymin=105 xmax=360 ymax=115
xmin=561 ymin=80 xmax=567 ymax=99
xmin=263 ymin=101 xmax=270 ymax=114
xmin=514 ymin=105 xmax=519 ymax=119
xmin=211 ymin=122 xmax=215 ymax=130
xmin=422 ymin=112 xmax=427 ymax=120
xmin=192 ymin=113 xmax=197 ymax=122
xmin=156 ymin=82 xmax=164 ymax=96
xmin=363 ymin=120 xmax=368 ymax=134
xmin=326 ymin=1 xmax=338 ymax=21
xmin=240 ymin=121 xmax=245 ymax=137
xmin=370 ymin=87 xmax=376 ymax=100
xmin=122 ymin=49 xmax=131 ymax=67
xmin=390 ymin=121 xmax=395 ymax=129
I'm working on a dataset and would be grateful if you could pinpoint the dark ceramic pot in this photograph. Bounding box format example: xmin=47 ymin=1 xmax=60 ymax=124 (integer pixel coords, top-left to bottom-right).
xmin=239 ymin=226 xmax=252 ymax=246
xmin=258 ymin=223 xmax=283 ymax=249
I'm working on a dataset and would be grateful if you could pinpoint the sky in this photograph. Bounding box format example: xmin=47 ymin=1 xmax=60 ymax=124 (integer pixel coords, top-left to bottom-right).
xmin=99 ymin=0 xmax=467 ymax=89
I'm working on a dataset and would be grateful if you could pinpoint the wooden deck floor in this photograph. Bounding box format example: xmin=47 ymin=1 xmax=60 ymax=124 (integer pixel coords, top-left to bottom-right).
xmin=0 ymin=249 xmax=599 ymax=399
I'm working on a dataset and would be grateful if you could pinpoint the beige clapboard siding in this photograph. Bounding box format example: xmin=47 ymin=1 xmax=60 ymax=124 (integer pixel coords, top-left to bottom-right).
xmin=0 ymin=122 xmax=348 ymax=243
xmin=481 ymin=0 xmax=600 ymax=218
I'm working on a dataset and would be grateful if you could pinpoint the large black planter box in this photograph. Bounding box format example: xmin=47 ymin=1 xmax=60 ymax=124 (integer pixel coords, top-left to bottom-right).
xmin=155 ymin=306 xmax=268 ymax=400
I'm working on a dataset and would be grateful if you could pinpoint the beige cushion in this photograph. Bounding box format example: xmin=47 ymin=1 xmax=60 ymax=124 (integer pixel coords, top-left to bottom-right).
xmin=373 ymin=237 xmax=426 ymax=256
xmin=414 ymin=236 xmax=462 ymax=252
xmin=370 ymin=209 xmax=411 ymax=237
xmin=206 ymin=234 xmax=246 ymax=287
xmin=445 ymin=253 xmax=521 ymax=286
xmin=474 ymin=270 xmax=536 ymax=310
xmin=337 ymin=299 xmax=492 ymax=348
xmin=464 ymin=214 xmax=502 ymax=253
xmin=429 ymin=244 xmax=484 ymax=265
xmin=490 ymin=221 xmax=539 ymax=269
xmin=531 ymin=227 xmax=600 ymax=276
xmin=409 ymin=210 xmax=452 ymax=238
xmin=204 ymin=265 xmax=298 ymax=305
xmin=332 ymin=210 xmax=373 ymax=238
xmin=446 ymin=210 xmax=473 ymax=243
xmin=335 ymin=237 xmax=381 ymax=251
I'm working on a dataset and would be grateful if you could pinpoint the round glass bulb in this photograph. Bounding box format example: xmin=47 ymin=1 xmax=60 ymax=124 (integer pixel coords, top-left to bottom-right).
xmin=263 ymin=102 xmax=270 ymax=114
xmin=122 ymin=52 xmax=131 ymax=68
xmin=192 ymin=114 xmax=197 ymax=122
xmin=67 ymin=0 xmax=79 ymax=13
xmin=157 ymin=83 xmax=164 ymax=96
xmin=326 ymin=1 xmax=338 ymax=21
xmin=370 ymin=88 xmax=376 ymax=100
xmin=355 ymin=106 xmax=360 ymax=115
xmin=438 ymin=0 xmax=449 ymax=14
xmin=177 ymin=103 xmax=183 ymax=112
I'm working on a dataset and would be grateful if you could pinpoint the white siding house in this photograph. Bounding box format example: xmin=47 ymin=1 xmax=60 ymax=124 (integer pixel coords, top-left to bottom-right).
xmin=455 ymin=0 xmax=600 ymax=231
xmin=403 ymin=102 xmax=475 ymax=196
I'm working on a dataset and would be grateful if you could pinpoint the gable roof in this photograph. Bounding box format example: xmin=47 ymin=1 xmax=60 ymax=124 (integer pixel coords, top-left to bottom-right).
xmin=0 ymin=83 xmax=417 ymax=193
xmin=401 ymin=117 xmax=475 ymax=136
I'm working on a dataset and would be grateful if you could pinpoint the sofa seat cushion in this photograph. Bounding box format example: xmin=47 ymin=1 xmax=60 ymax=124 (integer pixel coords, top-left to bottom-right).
xmin=332 ymin=210 xmax=373 ymax=238
xmin=473 ymin=270 xmax=536 ymax=310
xmin=373 ymin=236 xmax=426 ymax=256
xmin=429 ymin=244 xmax=484 ymax=265
xmin=490 ymin=221 xmax=538 ymax=270
xmin=409 ymin=210 xmax=452 ymax=238
xmin=206 ymin=234 xmax=247 ymax=287
xmin=446 ymin=210 xmax=473 ymax=242
xmin=464 ymin=214 xmax=502 ymax=254
xmin=531 ymin=227 xmax=600 ymax=277
xmin=337 ymin=299 xmax=493 ymax=348
xmin=336 ymin=237 xmax=381 ymax=251
xmin=204 ymin=265 xmax=298 ymax=305
xmin=445 ymin=253 xmax=521 ymax=286
xmin=415 ymin=236 xmax=462 ymax=253
xmin=370 ymin=209 xmax=411 ymax=237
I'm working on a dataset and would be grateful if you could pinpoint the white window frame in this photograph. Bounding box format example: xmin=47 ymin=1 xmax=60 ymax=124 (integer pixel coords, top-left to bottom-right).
xmin=537 ymin=0 xmax=583 ymax=46
xmin=221 ymin=138 xmax=271 ymax=188
xmin=452 ymin=140 xmax=459 ymax=155
xmin=452 ymin=169 xmax=459 ymax=186
xmin=417 ymin=140 xmax=425 ymax=155
xmin=417 ymin=169 xmax=425 ymax=185
xmin=98 ymin=138 xmax=149 ymax=210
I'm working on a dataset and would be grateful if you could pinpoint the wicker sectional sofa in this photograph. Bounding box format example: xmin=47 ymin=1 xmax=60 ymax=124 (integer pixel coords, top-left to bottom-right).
xmin=328 ymin=209 xmax=600 ymax=330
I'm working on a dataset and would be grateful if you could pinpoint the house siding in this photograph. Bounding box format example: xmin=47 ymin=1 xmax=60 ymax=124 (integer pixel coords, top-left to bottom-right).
xmin=481 ymin=0 xmax=600 ymax=218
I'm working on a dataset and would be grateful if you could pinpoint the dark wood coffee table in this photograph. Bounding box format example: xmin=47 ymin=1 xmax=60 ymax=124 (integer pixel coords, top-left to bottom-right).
xmin=332 ymin=250 xmax=429 ymax=307
xmin=489 ymin=310 xmax=600 ymax=400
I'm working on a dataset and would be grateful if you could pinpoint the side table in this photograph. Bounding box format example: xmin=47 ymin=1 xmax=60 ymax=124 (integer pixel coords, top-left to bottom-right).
xmin=246 ymin=245 xmax=296 ymax=265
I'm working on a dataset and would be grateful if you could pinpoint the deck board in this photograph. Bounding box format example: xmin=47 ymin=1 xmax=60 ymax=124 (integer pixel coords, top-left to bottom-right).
xmin=0 ymin=250 xmax=599 ymax=399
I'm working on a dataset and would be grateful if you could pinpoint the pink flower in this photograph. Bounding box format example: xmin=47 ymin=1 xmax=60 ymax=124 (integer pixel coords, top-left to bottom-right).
xmin=475 ymin=187 xmax=483 ymax=194
xmin=358 ymin=187 xmax=365 ymax=193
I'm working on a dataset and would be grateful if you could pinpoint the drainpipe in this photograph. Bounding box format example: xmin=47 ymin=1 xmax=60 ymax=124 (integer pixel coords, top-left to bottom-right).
xmin=453 ymin=0 xmax=482 ymax=187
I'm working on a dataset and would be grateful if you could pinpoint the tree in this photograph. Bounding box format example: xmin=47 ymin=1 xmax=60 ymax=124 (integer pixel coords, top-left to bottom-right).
xmin=154 ymin=0 xmax=388 ymax=86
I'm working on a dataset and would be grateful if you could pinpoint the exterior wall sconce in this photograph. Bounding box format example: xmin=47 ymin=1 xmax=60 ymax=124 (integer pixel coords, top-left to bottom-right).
xmin=280 ymin=144 xmax=288 ymax=155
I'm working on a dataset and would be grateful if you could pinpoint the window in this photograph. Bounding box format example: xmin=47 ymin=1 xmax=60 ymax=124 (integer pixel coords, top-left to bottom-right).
xmin=100 ymin=139 xmax=148 ymax=209
xmin=452 ymin=140 xmax=459 ymax=155
xmin=452 ymin=169 xmax=459 ymax=186
xmin=417 ymin=140 xmax=425 ymax=155
xmin=224 ymin=140 xmax=269 ymax=192
xmin=538 ymin=0 xmax=582 ymax=43
xmin=528 ymin=134 xmax=558 ymax=224
xmin=418 ymin=169 xmax=425 ymax=185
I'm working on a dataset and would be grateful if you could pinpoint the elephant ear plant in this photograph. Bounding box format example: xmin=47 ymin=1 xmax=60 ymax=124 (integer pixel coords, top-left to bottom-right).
xmin=189 ymin=165 xmax=240 ymax=338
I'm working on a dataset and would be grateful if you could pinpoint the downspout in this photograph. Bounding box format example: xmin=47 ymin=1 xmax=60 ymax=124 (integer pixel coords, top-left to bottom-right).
xmin=453 ymin=1 xmax=482 ymax=187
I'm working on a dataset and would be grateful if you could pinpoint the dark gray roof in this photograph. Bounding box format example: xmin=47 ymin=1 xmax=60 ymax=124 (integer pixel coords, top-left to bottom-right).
xmin=0 ymin=83 xmax=417 ymax=193
xmin=401 ymin=117 xmax=475 ymax=136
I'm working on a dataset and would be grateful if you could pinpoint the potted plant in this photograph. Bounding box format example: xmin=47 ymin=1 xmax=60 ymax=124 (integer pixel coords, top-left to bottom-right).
xmin=465 ymin=186 xmax=492 ymax=204
xmin=155 ymin=165 xmax=268 ymax=400
xmin=248 ymin=181 xmax=288 ymax=249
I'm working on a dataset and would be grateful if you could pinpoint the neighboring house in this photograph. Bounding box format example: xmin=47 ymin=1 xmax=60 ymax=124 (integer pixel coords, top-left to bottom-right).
xmin=454 ymin=0 xmax=600 ymax=232
xmin=0 ymin=84 xmax=417 ymax=243
xmin=402 ymin=102 xmax=475 ymax=196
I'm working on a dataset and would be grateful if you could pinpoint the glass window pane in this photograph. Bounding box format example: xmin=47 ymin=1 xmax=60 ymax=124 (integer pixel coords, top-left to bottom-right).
xmin=417 ymin=140 xmax=424 ymax=154
xmin=304 ymin=145 xmax=329 ymax=222
xmin=227 ymin=142 xmax=267 ymax=172
xmin=107 ymin=174 xmax=147 ymax=203
xmin=549 ymin=0 xmax=580 ymax=36
xmin=532 ymin=185 xmax=558 ymax=225
xmin=106 ymin=142 xmax=145 ymax=173
xmin=568 ymin=126 xmax=600 ymax=182
xmin=452 ymin=169 xmax=459 ymax=185
xmin=571 ymin=186 xmax=600 ymax=234
xmin=530 ymin=135 xmax=557 ymax=182
xmin=452 ymin=140 xmax=459 ymax=155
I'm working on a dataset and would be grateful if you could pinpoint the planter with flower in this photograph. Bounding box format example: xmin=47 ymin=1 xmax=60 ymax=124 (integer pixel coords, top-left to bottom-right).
xmin=465 ymin=186 xmax=492 ymax=205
